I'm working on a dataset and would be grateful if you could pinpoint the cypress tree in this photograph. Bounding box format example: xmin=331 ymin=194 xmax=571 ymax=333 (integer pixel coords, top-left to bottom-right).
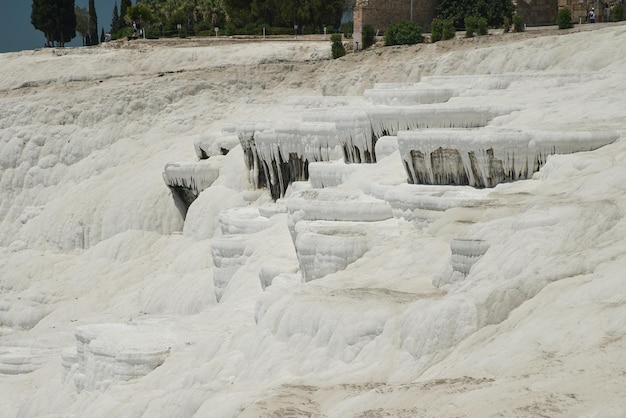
xmin=75 ymin=5 xmax=89 ymax=45
xmin=111 ymin=1 xmax=121 ymax=33
xmin=88 ymin=0 xmax=98 ymax=45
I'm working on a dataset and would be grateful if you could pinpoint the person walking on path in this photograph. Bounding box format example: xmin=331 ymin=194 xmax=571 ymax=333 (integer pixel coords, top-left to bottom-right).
xmin=589 ymin=8 xmax=596 ymax=23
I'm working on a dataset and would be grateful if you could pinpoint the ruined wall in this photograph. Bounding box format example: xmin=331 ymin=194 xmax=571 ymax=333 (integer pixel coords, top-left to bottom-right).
xmin=516 ymin=0 xmax=558 ymax=26
xmin=353 ymin=0 xmax=437 ymax=48
xmin=557 ymin=0 xmax=609 ymax=23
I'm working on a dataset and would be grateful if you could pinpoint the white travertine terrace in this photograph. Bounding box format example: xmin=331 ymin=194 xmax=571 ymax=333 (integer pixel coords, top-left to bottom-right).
xmin=397 ymin=128 xmax=619 ymax=187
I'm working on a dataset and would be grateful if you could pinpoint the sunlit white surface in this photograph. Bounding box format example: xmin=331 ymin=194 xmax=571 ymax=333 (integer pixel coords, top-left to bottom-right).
xmin=1 ymin=25 xmax=626 ymax=417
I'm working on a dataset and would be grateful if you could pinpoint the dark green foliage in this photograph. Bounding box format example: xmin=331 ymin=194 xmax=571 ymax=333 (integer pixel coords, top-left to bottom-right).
xmin=225 ymin=21 xmax=237 ymax=36
xmin=362 ymin=24 xmax=375 ymax=49
xmin=477 ymin=17 xmax=488 ymax=35
xmin=442 ymin=19 xmax=456 ymax=40
xmin=127 ymin=4 xmax=155 ymax=25
xmin=384 ymin=20 xmax=424 ymax=46
xmin=114 ymin=26 xmax=132 ymax=40
xmin=611 ymin=5 xmax=624 ymax=22
xmin=431 ymin=18 xmax=456 ymax=42
xmin=331 ymin=33 xmax=345 ymax=58
xmin=120 ymin=0 xmax=131 ymax=22
xmin=249 ymin=0 xmax=343 ymax=33
xmin=341 ymin=21 xmax=353 ymax=38
xmin=243 ymin=19 xmax=268 ymax=35
xmin=119 ymin=0 xmax=344 ymax=40
xmin=31 ymin=0 xmax=76 ymax=47
xmin=512 ymin=15 xmax=524 ymax=32
xmin=464 ymin=16 xmax=477 ymax=37
xmin=111 ymin=1 xmax=121 ymax=34
xmin=129 ymin=0 xmax=348 ymax=39
xmin=503 ymin=16 xmax=510 ymax=32
xmin=88 ymin=0 xmax=98 ymax=45
xmin=436 ymin=0 xmax=515 ymax=29
xmin=557 ymin=8 xmax=572 ymax=29
xmin=430 ymin=18 xmax=443 ymax=42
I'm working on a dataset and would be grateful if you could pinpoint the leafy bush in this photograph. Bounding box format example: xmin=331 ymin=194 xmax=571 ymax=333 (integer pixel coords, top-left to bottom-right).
xmin=362 ymin=24 xmax=376 ymax=49
xmin=384 ymin=20 xmax=424 ymax=46
xmin=477 ymin=17 xmax=488 ymax=35
xmin=331 ymin=33 xmax=345 ymax=58
xmin=194 ymin=19 xmax=213 ymax=35
xmin=341 ymin=21 xmax=353 ymax=39
xmin=224 ymin=21 xmax=236 ymax=36
xmin=244 ymin=22 xmax=259 ymax=35
xmin=196 ymin=30 xmax=213 ymax=37
xmin=464 ymin=16 xmax=477 ymax=37
xmin=431 ymin=19 xmax=444 ymax=42
xmin=113 ymin=27 xmax=132 ymax=40
xmin=442 ymin=19 xmax=456 ymax=40
xmin=513 ymin=15 xmax=525 ymax=32
xmin=431 ymin=18 xmax=455 ymax=42
xmin=557 ymin=8 xmax=572 ymax=29
xmin=503 ymin=16 xmax=511 ymax=33
xmin=436 ymin=0 xmax=515 ymax=29
xmin=267 ymin=27 xmax=294 ymax=36
xmin=611 ymin=5 xmax=624 ymax=22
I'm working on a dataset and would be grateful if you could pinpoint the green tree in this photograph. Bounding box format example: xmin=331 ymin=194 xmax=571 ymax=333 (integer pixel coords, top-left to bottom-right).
xmin=197 ymin=0 xmax=228 ymax=32
xmin=111 ymin=1 xmax=121 ymax=33
xmin=88 ymin=0 xmax=98 ymax=45
xmin=224 ymin=0 xmax=253 ymax=28
xmin=31 ymin=0 xmax=76 ymax=47
xmin=75 ymin=5 xmax=89 ymax=45
xmin=251 ymin=0 xmax=278 ymax=26
xmin=250 ymin=0 xmax=341 ymax=33
xmin=126 ymin=3 xmax=156 ymax=35
xmin=120 ymin=0 xmax=132 ymax=23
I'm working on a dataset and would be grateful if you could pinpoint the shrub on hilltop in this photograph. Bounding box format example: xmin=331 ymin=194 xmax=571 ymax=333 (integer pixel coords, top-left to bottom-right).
xmin=384 ymin=21 xmax=424 ymax=46
xmin=331 ymin=34 xmax=345 ymax=59
xmin=477 ymin=17 xmax=488 ymax=35
xmin=430 ymin=18 xmax=455 ymax=42
xmin=362 ymin=24 xmax=376 ymax=49
xmin=513 ymin=15 xmax=525 ymax=32
xmin=557 ymin=8 xmax=573 ymax=29
xmin=464 ymin=16 xmax=477 ymax=37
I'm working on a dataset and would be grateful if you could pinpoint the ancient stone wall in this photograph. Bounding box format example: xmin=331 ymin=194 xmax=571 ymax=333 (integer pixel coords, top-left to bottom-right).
xmin=557 ymin=0 xmax=609 ymax=23
xmin=353 ymin=0 xmax=437 ymax=48
xmin=516 ymin=0 xmax=559 ymax=26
